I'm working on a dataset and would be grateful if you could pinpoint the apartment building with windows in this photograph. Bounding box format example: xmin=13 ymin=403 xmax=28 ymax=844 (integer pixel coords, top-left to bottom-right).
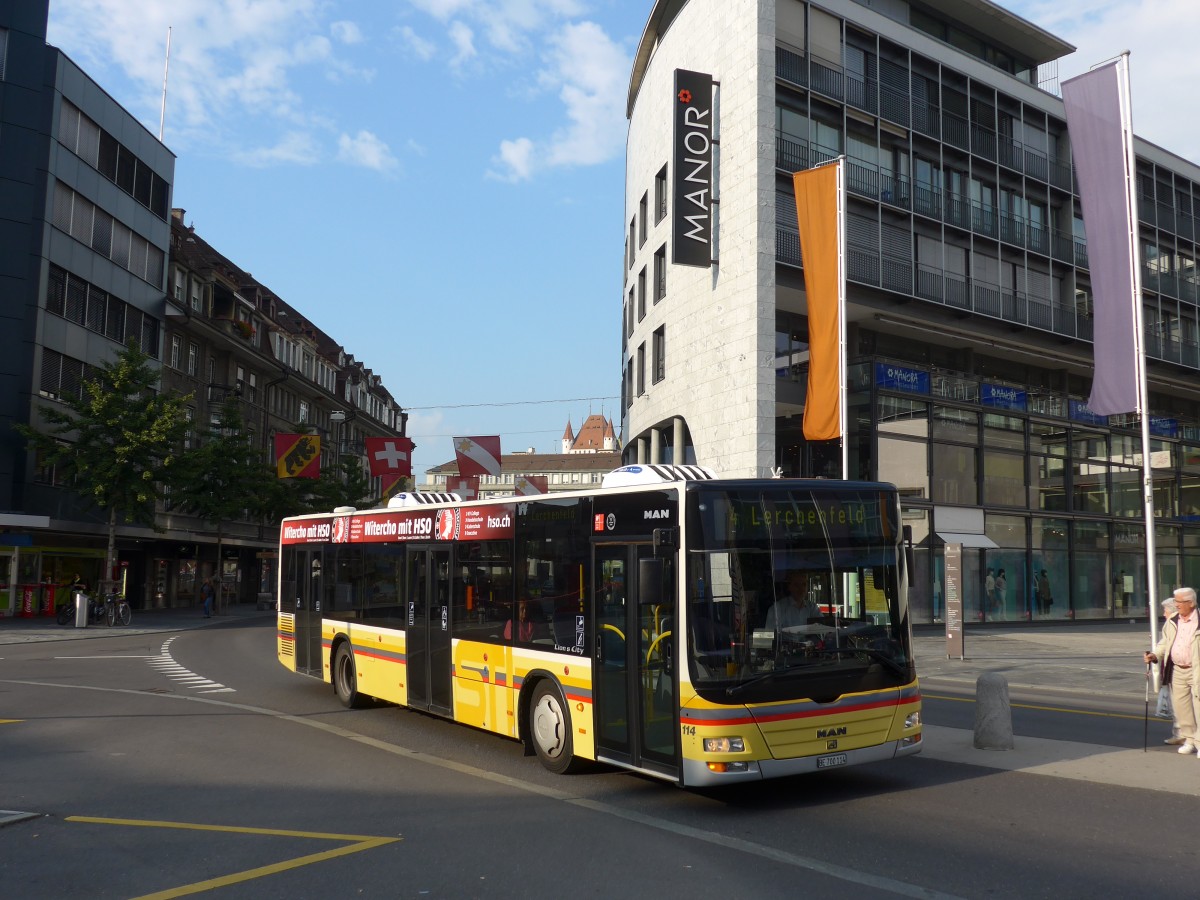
xmin=161 ymin=211 xmax=409 ymax=609
xmin=621 ymin=0 xmax=1200 ymax=625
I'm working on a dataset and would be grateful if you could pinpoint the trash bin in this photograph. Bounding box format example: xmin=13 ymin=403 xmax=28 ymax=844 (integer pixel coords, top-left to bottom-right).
xmin=74 ymin=590 xmax=88 ymax=628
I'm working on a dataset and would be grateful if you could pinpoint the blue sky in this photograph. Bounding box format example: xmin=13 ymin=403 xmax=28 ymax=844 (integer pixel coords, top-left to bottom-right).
xmin=44 ymin=0 xmax=1199 ymax=479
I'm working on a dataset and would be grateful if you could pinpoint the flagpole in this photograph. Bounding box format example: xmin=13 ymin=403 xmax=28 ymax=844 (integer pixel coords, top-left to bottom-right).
xmin=836 ymin=156 xmax=848 ymax=481
xmin=1116 ymin=53 xmax=1159 ymax=656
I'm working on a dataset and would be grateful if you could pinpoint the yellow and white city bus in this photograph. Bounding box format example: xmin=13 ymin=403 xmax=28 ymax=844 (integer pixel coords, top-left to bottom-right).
xmin=276 ymin=465 xmax=921 ymax=786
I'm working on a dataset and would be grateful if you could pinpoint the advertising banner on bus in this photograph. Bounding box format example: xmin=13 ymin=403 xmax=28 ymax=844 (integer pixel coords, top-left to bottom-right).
xmin=281 ymin=505 xmax=516 ymax=546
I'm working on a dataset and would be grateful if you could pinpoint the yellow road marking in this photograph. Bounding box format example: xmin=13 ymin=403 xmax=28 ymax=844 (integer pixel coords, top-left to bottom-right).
xmin=65 ymin=816 xmax=400 ymax=899
xmin=0 ymin=719 xmax=22 ymax=724
xmin=923 ymin=692 xmax=1152 ymax=721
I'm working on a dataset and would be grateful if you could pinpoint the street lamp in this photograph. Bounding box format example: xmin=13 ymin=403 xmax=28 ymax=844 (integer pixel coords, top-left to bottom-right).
xmin=329 ymin=409 xmax=346 ymax=473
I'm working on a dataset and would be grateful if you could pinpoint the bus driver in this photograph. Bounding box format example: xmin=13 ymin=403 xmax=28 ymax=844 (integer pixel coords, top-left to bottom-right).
xmin=766 ymin=570 xmax=822 ymax=631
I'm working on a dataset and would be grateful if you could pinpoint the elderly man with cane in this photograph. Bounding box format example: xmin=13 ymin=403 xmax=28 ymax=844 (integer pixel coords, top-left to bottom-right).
xmin=1144 ymin=587 xmax=1200 ymax=755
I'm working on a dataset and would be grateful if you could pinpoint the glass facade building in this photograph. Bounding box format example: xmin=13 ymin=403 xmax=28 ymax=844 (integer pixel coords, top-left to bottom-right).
xmin=621 ymin=0 xmax=1200 ymax=625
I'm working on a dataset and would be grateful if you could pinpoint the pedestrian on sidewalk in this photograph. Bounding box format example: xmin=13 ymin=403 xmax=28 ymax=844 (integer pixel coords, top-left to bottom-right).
xmin=1155 ymin=597 xmax=1183 ymax=745
xmin=1144 ymin=587 xmax=1200 ymax=755
xmin=200 ymin=577 xmax=214 ymax=618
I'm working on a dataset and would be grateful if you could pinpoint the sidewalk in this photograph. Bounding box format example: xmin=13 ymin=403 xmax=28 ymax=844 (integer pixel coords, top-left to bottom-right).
xmin=0 ymin=602 xmax=274 ymax=644
xmin=913 ymin=621 xmax=1156 ymax=699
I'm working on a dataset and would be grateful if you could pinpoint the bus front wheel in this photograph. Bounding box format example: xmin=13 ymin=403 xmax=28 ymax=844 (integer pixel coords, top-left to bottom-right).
xmin=333 ymin=643 xmax=366 ymax=709
xmin=529 ymin=681 xmax=583 ymax=774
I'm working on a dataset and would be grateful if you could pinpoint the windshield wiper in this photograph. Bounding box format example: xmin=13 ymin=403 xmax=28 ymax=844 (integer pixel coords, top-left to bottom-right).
xmin=821 ymin=645 xmax=908 ymax=678
xmin=725 ymin=664 xmax=813 ymax=698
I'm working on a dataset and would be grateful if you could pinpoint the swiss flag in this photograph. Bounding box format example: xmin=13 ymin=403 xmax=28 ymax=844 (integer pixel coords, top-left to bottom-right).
xmin=447 ymin=475 xmax=479 ymax=500
xmin=365 ymin=437 xmax=414 ymax=477
xmin=453 ymin=435 xmax=502 ymax=477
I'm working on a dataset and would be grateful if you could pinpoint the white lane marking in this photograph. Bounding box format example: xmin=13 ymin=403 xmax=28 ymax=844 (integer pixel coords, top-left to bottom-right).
xmin=149 ymin=636 xmax=235 ymax=694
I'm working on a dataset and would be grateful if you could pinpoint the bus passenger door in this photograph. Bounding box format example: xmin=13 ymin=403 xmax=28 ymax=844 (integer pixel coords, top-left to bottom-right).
xmin=593 ymin=543 xmax=678 ymax=779
xmin=406 ymin=546 xmax=453 ymax=716
xmin=291 ymin=548 xmax=324 ymax=678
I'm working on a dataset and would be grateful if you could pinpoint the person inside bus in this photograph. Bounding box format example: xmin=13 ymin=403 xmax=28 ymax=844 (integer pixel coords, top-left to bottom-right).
xmin=504 ymin=599 xmax=540 ymax=642
xmin=765 ymin=570 xmax=822 ymax=632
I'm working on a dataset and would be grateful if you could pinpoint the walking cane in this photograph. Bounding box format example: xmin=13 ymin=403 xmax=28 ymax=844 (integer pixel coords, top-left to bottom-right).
xmin=1144 ymin=660 xmax=1152 ymax=753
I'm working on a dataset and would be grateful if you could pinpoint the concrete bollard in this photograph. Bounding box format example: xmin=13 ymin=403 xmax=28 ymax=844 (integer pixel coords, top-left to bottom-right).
xmin=973 ymin=671 xmax=1014 ymax=750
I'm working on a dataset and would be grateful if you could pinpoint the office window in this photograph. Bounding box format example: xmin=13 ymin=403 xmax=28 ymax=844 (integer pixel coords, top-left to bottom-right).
xmin=0 ymin=27 xmax=8 ymax=80
xmin=170 ymin=336 xmax=182 ymax=370
xmin=652 ymin=326 xmax=665 ymax=384
xmin=638 ymin=267 xmax=646 ymax=321
xmin=654 ymin=245 xmax=666 ymax=303
xmin=628 ymin=217 xmax=636 ymax=269
xmin=639 ymin=192 xmax=648 ymax=246
xmin=627 ymin=287 xmax=635 ymax=337
xmin=187 ymin=342 xmax=198 ymax=376
xmin=637 ymin=343 xmax=646 ymax=396
xmin=655 ymin=165 xmax=668 ymax=223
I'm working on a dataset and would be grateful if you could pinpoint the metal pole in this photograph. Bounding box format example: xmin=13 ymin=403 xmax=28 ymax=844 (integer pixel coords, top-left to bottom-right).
xmin=1118 ymin=53 xmax=1159 ymax=657
xmin=836 ymin=156 xmax=848 ymax=481
xmin=158 ymin=27 xmax=171 ymax=142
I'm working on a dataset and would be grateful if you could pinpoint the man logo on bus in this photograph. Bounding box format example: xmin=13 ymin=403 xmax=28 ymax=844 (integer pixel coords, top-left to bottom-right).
xmin=436 ymin=508 xmax=458 ymax=541
xmin=606 ymin=513 xmax=616 ymax=531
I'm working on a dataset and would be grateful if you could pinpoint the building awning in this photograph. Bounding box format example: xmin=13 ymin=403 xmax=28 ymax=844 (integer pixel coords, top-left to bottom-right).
xmin=936 ymin=531 xmax=998 ymax=549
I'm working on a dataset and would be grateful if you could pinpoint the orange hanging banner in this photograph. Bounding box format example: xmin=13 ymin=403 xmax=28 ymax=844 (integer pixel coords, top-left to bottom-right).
xmin=793 ymin=163 xmax=842 ymax=442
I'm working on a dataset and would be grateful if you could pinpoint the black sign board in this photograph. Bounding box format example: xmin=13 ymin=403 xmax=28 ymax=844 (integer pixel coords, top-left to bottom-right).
xmin=672 ymin=69 xmax=713 ymax=268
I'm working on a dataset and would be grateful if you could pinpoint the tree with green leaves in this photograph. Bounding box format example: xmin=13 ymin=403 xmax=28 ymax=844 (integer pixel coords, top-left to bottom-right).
xmin=172 ymin=398 xmax=280 ymax=614
xmin=16 ymin=339 xmax=191 ymax=594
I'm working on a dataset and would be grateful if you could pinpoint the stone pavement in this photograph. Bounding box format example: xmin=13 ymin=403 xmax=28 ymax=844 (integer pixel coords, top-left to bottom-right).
xmin=2 ymin=612 xmax=1194 ymax=796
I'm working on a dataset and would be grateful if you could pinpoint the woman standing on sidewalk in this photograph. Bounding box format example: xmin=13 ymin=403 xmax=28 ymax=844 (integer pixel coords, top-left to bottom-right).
xmin=1144 ymin=588 xmax=1200 ymax=755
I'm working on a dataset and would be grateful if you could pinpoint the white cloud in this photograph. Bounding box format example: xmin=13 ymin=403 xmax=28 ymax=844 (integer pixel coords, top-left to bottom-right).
xmin=232 ymin=131 xmax=321 ymax=167
xmin=337 ymin=130 xmax=400 ymax=172
xmin=408 ymin=0 xmax=477 ymax=22
xmin=43 ymin=0 xmax=374 ymax=158
xmin=489 ymin=137 xmax=535 ymax=182
xmin=448 ymin=20 xmax=477 ymax=67
xmin=397 ymin=25 xmax=437 ymax=61
xmin=331 ymin=20 xmax=363 ymax=44
xmin=488 ymin=21 xmax=629 ymax=181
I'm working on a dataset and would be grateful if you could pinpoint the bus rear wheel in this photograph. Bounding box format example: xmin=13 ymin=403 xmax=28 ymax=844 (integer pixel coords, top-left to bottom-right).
xmin=529 ymin=681 xmax=583 ymax=774
xmin=333 ymin=643 xmax=366 ymax=709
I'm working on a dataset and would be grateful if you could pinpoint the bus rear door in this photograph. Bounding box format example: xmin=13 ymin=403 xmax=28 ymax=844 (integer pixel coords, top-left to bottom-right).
xmin=593 ymin=542 xmax=679 ymax=780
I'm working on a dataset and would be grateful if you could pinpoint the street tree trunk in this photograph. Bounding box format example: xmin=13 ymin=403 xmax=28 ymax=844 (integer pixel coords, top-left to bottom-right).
xmin=106 ymin=506 xmax=118 ymax=595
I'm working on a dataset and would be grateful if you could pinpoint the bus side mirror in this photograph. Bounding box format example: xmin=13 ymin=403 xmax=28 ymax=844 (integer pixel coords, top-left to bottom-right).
xmin=639 ymin=558 xmax=663 ymax=607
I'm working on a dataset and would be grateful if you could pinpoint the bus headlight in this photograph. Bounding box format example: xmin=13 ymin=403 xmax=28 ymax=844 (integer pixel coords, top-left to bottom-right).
xmin=703 ymin=736 xmax=745 ymax=753
xmin=904 ymin=711 xmax=921 ymax=729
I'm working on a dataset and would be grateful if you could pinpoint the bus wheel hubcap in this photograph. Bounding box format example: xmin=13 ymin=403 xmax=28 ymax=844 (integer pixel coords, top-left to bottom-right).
xmin=533 ymin=696 xmax=564 ymax=756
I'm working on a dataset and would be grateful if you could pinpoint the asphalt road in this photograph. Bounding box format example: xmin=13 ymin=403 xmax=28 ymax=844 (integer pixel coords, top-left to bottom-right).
xmin=0 ymin=615 xmax=1193 ymax=899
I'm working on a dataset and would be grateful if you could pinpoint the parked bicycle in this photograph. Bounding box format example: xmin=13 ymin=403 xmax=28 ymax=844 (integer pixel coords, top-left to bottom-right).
xmin=105 ymin=591 xmax=132 ymax=627
xmin=55 ymin=591 xmax=108 ymax=626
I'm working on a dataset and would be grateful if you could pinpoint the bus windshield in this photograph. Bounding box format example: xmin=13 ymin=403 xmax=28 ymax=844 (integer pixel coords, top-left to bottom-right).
xmin=685 ymin=485 xmax=912 ymax=694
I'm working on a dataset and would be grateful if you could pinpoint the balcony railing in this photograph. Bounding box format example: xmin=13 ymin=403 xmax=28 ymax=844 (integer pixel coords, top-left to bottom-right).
xmin=776 ymin=45 xmax=807 ymax=87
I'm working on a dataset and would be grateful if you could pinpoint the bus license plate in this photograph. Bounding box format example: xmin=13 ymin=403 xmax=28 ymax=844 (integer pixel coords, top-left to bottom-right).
xmin=817 ymin=753 xmax=847 ymax=769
